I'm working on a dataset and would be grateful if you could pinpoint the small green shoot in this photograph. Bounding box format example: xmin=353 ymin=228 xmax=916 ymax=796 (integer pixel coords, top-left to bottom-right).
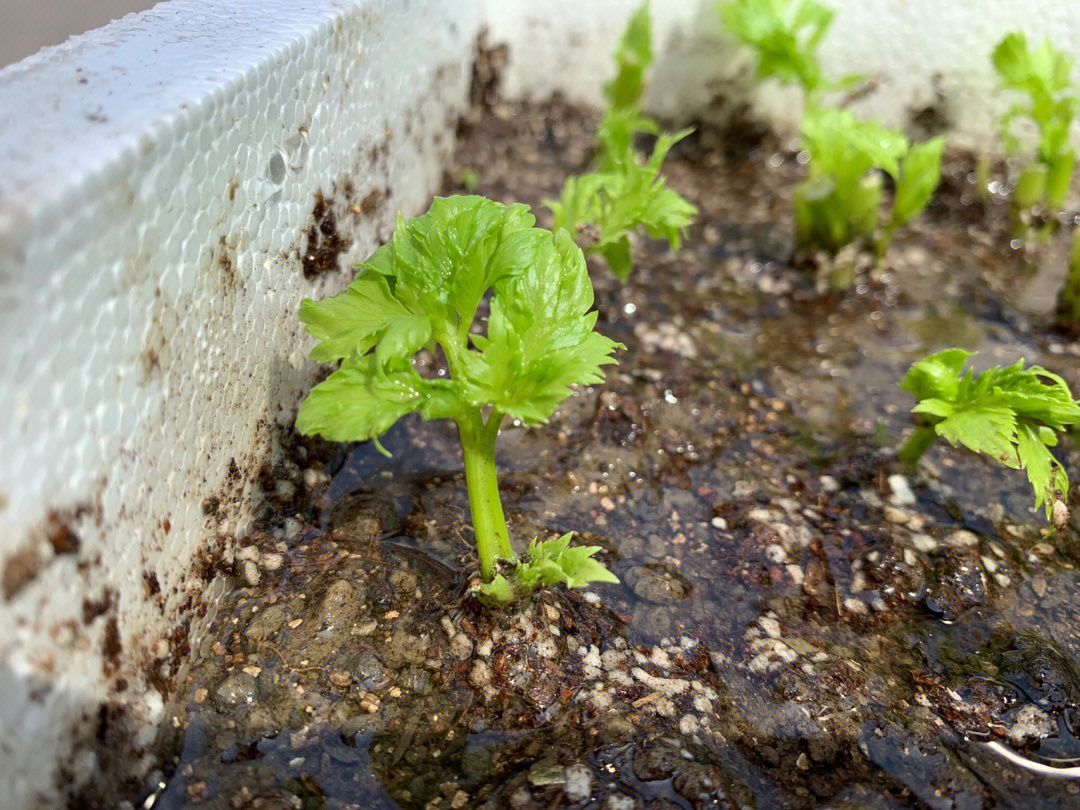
xmin=898 ymin=349 xmax=1080 ymax=525
xmin=597 ymin=5 xmax=659 ymax=172
xmin=296 ymin=195 xmax=622 ymax=594
xmin=992 ymin=32 xmax=1078 ymax=213
xmin=460 ymin=169 xmax=480 ymax=192
xmin=793 ymin=107 xmax=943 ymax=257
xmin=476 ymin=533 xmax=620 ymax=606
xmin=716 ymin=0 xmax=858 ymax=108
xmin=1057 ymin=227 xmax=1080 ymax=326
xmin=597 ymin=105 xmax=661 ymax=173
xmin=876 ymin=136 xmax=946 ymax=258
xmin=549 ymin=3 xmax=697 ymax=279
xmin=604 ymin=3 xmax=652 ymax=111
xmin=547 ymin=129 xmax=698 ymax=280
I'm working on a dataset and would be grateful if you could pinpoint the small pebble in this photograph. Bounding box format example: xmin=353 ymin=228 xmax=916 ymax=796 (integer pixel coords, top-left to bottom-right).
xmin=945 ymin=529 xmax=979 ymax=548
xmin=911 ymin=534 xmax=937 ymax=553
xmin=678 ymin=714 xmax=700 ymax=735
xmin=535 ymin=636 xmax=558 ymax=658
xmin=304 ymin=468 xmax=331 ymax=490
xmin=509 ymin=788 xmax=533 ymax=809
xmin=240 ymin=560 xmax=261 ymax=586
xmin=450 ymin=633 xmax=474 ymax=660
xmin=564 ymin=764 xmax=593 ymax=803
xmin=759 ymin=617 xmax=782 ymax=639
xmin=883 ymin=506 xmax=909 ymax=524
xmin=1009 ymin=705 xmax=1055 ymax=744
xmin=765 ymin=544 xmax=787 ymax=563
xmin=887 ymin=474 xmax=916 ymax=506
xmin=1031 ymin=575 xmax=1048 ymax=597
xmin=470 ymin=660 xmax=492 ymax=688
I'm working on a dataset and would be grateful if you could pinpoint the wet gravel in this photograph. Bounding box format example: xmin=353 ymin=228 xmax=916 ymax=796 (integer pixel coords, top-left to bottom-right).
xmin=107 ymin=98 xmax=1080 ymax=810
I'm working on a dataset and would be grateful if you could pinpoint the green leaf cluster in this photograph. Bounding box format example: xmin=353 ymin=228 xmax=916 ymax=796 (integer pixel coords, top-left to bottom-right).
xmin=547 ymin=129 xmax=698 ymax=280
xmin=547 ymin=3 xmax=697 ymax=280
xmin=1057 ymin=228 xmax=1080 ymax=325
xmin=993 ymin=32 xmax=1077 ymax=211
xmin=716 ymin=0 xmax=857 ymax=106
xmin=900 ymin=349 xmax=1080 ymax=521
xmin=794 ymin=107 xmax=943 ymax=256
xmin=297 ymin=196 xmax=621 ymax=440
xmin=475 ymin=533 xmax=620 ymax=606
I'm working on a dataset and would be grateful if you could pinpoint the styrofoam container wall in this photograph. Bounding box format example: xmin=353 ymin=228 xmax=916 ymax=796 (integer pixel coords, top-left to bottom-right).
xmin=0 ymin=1 xmax=479 ymax=805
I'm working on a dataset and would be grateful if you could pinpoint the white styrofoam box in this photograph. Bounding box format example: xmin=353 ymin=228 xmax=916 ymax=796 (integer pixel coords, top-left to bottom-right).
xmin=0 ymin=0 xmax=480 ymax=805
xmin=486 ymin=0 xmax=1080 ymax=147
xmin=3 ymin=0 xmax=1079 ymax=806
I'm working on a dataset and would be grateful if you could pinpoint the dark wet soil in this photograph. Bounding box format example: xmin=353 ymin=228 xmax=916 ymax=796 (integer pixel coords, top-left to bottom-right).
xmin=121 ymin=100 xmax=1080 ymax=810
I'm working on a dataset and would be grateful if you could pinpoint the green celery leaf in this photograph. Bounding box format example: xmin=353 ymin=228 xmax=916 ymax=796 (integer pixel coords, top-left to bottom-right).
xmin=295 ymin=356 xmax=464 ymax=444
xmin=890 ymin=136 xmax=945 ymax=228
xmin=901 ymin=349 xmax=1080 ymax=520
xmin=299 ymin=274 xmax=415 ymax=363
xmin=596 ymin=105 xmax=661 ymax=173
xmin=801 ymin=107 xmax=908 ymax=183
xmin=361 ymin=196 xmax=536 ymax=327
xmin=465 ymin=229 xmax=623 ymax=423
xmin=599 ymin=238 xmax=634 ymax=282
xmin=1016 ymin=422 xmax=1069 ymax=518
xmin=520 ymin=533 xmax=619 ymax=590
xmin=992 ymin=32 xmax=1030 ymax=87
xmin=474 ymin=574 xmax=516 ymax=606
xmin=934 ymin=404 xmax=1018 ymax=464
xmin=899 ymin=348 xmax=973 ymax=401
xmin=374 ymin=315 xmax=432 ymax=369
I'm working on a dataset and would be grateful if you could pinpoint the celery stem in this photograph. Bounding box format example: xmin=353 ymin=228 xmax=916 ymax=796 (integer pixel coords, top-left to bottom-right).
xmin=898 ymin=425 xmax=937 ymax=466
xmin=456 ymin=411 xmax=514 ymax=581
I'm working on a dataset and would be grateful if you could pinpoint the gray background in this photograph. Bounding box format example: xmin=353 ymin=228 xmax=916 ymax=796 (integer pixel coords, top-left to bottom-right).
xmin=1 ymin=0 xmax=158 ymax=67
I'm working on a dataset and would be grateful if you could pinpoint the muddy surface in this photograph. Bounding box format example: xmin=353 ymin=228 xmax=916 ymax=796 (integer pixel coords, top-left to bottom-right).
xmin=121 ymin=100 xmax=1080 ymax=810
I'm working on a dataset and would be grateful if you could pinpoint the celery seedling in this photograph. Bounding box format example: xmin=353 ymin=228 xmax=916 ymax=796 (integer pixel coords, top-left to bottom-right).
xmin=716 ymin=0 xmax=858 ymax=108
xmin=547 ymin=129 xmax=697 ymax=280
xmin=477 ymin=534 xmax=619 ymax=606
xmin=295 ymin=196 xmax=623 ymax=597
xmin=605 ymin=2 xmax=652 ymax=112
xmin=794 ymin=107 xmax=942 ymax=257
xmin=876 ymin=136 xmax=946 ymax=258
xmin=992 ymin=32 xmax=1078 ymax=213
xmin=1057 ymin=228 xmax=1080 ymax=326
xmin=899 ymin=349 xmax=1080 ymax=524
xmin=597 ymin=4 xmax=658 ymax=173
xmin=549 ymin=3 xmax=697 ymax=279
